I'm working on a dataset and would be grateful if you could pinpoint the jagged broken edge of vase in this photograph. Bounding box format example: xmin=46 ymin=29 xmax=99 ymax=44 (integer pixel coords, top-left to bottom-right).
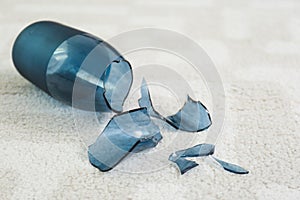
xmin=101 ymin=59 xmax=133 ymax=113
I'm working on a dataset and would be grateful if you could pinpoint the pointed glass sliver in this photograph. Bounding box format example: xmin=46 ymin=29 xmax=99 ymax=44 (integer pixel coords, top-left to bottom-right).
xmin=211 ymin=156 xmax=249 ymax=174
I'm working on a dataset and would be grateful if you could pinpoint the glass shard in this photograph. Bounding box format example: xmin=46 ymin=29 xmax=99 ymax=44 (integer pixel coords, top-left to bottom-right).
xmin=88 ymin=107 xmax=162 ymax=171
xmin=102 ymin=59 xmax=133 ymax=112
xmin=169 ymin=144 xmax=248 ymax=175
xmin=138 ymin=78 xmax=163 ymax=119
xmin=166 ymin=96 xmax=212 ymax=132
xmin=138 ymin=78 xmax=212 ymax=132
xmin=173 ymin=143 xmax=215 ymax=158
xmin=169 ymin=143 xmax=214 ymax=174
xmin=211 ymin=156 xmax=249 ymax=174
xmin=169 ymin=155 xmax=199 ymax=175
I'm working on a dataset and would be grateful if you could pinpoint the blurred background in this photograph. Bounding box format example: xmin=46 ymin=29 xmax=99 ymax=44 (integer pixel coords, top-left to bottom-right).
xmin=0 ymin=0 xmax=299 ymax=199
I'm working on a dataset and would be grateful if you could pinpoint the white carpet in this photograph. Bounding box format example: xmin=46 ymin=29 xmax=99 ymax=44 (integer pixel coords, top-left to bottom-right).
xmin=0 ymin=0 xmax=300 ymax=199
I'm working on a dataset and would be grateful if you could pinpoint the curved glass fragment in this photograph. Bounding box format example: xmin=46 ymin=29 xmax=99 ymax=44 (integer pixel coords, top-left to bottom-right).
xmin=88 ymin=107 xmax=162 ymax=171
xmin=138 ymin=78 xmax=212 ymax=132
xmin=166 ymin=96 xmax=211 ymax=131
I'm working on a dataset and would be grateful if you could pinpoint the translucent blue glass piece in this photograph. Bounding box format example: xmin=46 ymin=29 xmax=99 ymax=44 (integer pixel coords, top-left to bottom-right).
xmin=169 ymin=143 xmax=214 ymax=174
xmin=169 ymin=144 xmax=248 ymax=175
xmin=173 ymin=143 xmax=215 ymax=158
xmin=138 ymin=79 xmax=212 ymax=132
xmin=166 ymin=96 xmax=212 ymax=132
xmin=138 ymin=78 xmax=163 ymax=119
xmin=211 ymin=156 xmax=249 ymax=174
xmin=102 ymin=60 xmax=133 ymax=112
xmin=88 ymin=107 xmax=162 ymax=171
xmin=169 ymin=155 xmax=199 ymax=175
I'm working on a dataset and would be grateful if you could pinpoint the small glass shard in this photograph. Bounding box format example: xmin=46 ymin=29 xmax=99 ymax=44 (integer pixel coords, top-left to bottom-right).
xmin=169 ymin=154 xmax=199 ymax=175
xmin=138 ymin=78 xmax=212 ymax=132
xmin=138 ymin=78 xmax=163 ymax=119
xmin=102 ymin=60 xmax=133 ymax=112
xmin=173 ymin=143 xmax=215 ymax=158
xmin=211 ymin=156 xmax=249 ymax=174
xmin=169 ymin=144 xmax=248 ymax=175
xmin=88 ymin=107 xmax=162 ymax=172
xmin=169 ymin=144 xmax=214 ymax=174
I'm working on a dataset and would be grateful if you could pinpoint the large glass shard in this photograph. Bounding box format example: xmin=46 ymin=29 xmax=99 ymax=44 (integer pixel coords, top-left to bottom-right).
xmin=138 ymin=78 xmax=212 ymax=132
xmin=88 ymin=107 xmax=162 ymax=172
xmin=102 ymin=59 xmax=133 ymax=112
xmin=211 ymin=156 xmax=249 ymax=174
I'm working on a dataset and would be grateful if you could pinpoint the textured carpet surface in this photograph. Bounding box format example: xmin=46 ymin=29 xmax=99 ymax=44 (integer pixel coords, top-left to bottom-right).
xmin=1 ymin=0 xmax=300 ymax=199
